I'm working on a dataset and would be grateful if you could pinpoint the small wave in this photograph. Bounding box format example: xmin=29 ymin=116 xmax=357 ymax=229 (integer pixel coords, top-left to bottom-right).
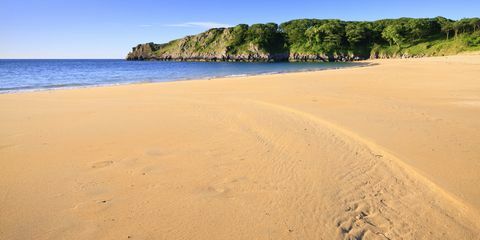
xmin=0 ymin=83 xmax=88 ymax=93
xmin=0 ymin=82 xmax=121 ymax=94
xmin=226 ymin=74 xmax=249 ymax=77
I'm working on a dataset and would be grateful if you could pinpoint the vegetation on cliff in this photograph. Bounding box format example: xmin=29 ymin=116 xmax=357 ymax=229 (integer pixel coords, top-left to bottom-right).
xmin=127 ymin=17 xmax=480 ymax=61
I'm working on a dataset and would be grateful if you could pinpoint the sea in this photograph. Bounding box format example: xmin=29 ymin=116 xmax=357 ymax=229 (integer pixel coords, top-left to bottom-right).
xmin=0 ymin=59 xmax=363 ymax=93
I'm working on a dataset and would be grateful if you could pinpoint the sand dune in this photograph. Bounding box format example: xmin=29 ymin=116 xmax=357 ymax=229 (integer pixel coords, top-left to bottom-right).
xmin=1 ymin=54 xmax=480 ymax=239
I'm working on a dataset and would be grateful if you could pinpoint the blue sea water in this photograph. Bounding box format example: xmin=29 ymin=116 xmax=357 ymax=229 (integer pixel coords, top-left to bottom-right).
xmin=0 ymin=59 xmax=363 ymax=93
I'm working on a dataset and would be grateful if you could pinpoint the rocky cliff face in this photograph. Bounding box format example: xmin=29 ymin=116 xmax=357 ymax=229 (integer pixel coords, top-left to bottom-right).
xmin=127 ymin=42 xmax=364 ymax=62
xmin=127 ymin=43 xmax=163 ymax=60
xmin=127 ymin=27 xmax=291 ymax=62
xmin=288 ymin=53 xmax=363 ymax=62
xmin=126 ymin=25 xmax=366 ymax=62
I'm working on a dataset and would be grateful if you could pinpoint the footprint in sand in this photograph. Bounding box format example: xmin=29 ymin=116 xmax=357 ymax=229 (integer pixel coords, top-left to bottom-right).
xmin=145 ymin=149 xmax=163 ymax=157
xmin=91 ymin=160 xmax=114 ymax=169
xmin=198 ymin=185 xmax=232 ymax=198
xmin=208 ymin=186 xmax=230 ymax=195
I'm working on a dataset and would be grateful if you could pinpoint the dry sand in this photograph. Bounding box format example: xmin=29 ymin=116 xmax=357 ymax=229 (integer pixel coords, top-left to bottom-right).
xmin=1 ymin=54 xmax=480 ymax=239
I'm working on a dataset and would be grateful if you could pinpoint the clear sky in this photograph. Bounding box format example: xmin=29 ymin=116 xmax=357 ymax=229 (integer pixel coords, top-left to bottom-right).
xmin=1 ymin=0 xmax=479 ymax=59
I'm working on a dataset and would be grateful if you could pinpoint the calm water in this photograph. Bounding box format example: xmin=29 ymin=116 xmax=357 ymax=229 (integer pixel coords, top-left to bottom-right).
xmin=0 ymin=59 xmax=363 ymax=93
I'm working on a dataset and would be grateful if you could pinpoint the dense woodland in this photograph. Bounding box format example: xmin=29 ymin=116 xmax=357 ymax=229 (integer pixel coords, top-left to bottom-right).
xmin=128 ymin=17 xmax=480 ymax=61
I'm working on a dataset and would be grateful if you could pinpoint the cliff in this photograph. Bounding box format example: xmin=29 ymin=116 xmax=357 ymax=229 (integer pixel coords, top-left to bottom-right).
xmin=127 ymin=17 xmax=480 ymax=62
xmin=127 ymin=25 xmax=291 ymax=62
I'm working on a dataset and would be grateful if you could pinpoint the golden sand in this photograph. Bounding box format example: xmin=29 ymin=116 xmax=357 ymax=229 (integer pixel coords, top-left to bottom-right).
xmin=1 ymin=54 xmax=480 ymax=239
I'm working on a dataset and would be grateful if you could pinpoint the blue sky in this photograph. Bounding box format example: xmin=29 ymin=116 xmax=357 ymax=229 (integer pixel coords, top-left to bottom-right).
xmin=1 ymin=0 xmax=479 ymax=59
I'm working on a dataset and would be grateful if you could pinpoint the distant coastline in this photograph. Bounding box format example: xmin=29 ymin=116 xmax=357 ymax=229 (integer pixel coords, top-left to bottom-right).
xmin=127 ymin=17 xmax=480 ymax=62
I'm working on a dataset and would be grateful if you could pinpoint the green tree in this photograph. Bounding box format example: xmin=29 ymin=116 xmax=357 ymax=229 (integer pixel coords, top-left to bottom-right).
xmin=382 ymin=24 xmax=405 ymax=47
xmin=443 ymin=22 xmax=454 ymax=40
xmin=305 ymin=20 xmax=345 ymax=53
xmin=436 ymin=17 xmax=454 ymax=40
xmin=246 ymin=23 xmax=286 ymax=53
xmin=279 ymin=19 xmax=325 ymax=52
xmin=407 ymin=18 xmax=432 ymax=40
xmin=230 ymin=24 xmax=248 ymax=46
xmin=345 ymin=22 xmax=368 ymax=47
xmin=453 ymin=21 xmax=464 ymax=38
xmin=469 ymin=18 xmax=480 ymax=32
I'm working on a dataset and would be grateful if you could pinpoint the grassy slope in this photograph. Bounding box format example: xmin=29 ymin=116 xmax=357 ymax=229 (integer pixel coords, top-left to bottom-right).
xmin=371 ymin=32 xmax=480 ymax=57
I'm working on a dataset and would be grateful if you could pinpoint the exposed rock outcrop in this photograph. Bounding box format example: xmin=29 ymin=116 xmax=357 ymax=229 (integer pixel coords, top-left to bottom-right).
xmin=288 ymin=53 xmax=363 ymax=62
xmin=127 ymin=43 xmax=163 ymax=60
xmin=127 ymin=42 xmax=366 ymax=62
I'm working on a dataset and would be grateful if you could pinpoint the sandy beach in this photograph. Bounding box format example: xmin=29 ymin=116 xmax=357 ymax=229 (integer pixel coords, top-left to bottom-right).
xmin=1 ymin=54 xmax=480 ymax=239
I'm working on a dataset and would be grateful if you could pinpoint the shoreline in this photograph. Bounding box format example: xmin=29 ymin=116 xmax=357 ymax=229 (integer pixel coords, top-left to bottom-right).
xmin=3 ymin=51 xmax=479 ymax=95
xmin=0 ymin=61 xmax=371 ymax=95
xmin=1 ymin=54 xmax=479 ymax=239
